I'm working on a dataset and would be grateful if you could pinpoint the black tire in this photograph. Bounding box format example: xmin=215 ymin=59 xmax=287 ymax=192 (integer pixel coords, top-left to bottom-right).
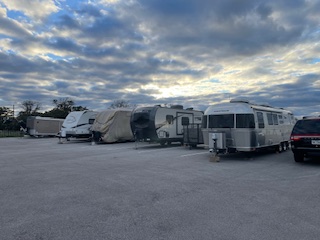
xmin=160 ymin=140 xmax=166 ymax=146
xmin=294 ymin=152 xmax=304 ymax=162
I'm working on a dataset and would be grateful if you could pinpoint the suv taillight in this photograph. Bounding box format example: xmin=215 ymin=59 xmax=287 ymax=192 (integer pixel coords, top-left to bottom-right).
xmin=290 ymin=135 xmax=301 ymax=141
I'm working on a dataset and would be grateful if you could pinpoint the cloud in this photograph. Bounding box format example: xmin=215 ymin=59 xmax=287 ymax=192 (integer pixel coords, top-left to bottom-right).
xmin=1 ymin=0 xmax=59 ymax=20
xmin=0 ymin=0 xmax=319 ymax=118
xmin=132 ymin=0 xmax=319 ymax=59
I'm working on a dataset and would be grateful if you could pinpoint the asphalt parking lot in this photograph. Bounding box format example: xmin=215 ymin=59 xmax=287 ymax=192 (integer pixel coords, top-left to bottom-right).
xmin=1 ymin=137 xmax=320 ymax=240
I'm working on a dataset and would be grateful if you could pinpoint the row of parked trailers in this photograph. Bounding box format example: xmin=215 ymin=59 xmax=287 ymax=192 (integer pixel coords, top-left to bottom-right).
xmin=26 ymin=99 xmax=296 ymax=154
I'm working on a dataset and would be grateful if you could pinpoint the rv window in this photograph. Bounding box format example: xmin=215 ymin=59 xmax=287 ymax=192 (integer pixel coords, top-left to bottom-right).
xmin=181 ymin=117 xmax=189 ymax=126
xmin=89 ymin=119 xmax=95 ymax=124
xmin=166 ymin=115 xmax=174 ymax=124
xmin=208 ymin=114 xmax=234 ymax=128
xmin=267 ymin=113 xmax=273 ymax=125
xmin=278 ymin=115 xmax=284 ymax=124
xmin=273 ymin=114 xmax=278 ymax=125
xmin=236 ymin=114 xmax=255 ymax=128
xmin=257 ymin=112 xmax=265 ymax=128
xmin=202 ymin=115 xmax=208 ymax=128
xmin=195 ymin=116 xmax=202 ymax=122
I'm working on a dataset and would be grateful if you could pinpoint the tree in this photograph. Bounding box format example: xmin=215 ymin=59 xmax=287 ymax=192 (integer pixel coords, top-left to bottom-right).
xmin=53 ymin=98 xmax=74 ymax=112
xmin=109 ymin=99 xmax=134 ymax=109
xmin=0 ymin=107 xmax=13 ymax=130
xmin=17 ymin=100 xmax=42 ymax=124
xmin=42 ymin=98 xmax=88 ymax=119
xmin=72 ymin=106 xmax=88 ymax=111
xmin=20 ymin=100 xmax=41 ymax=115
xmin=0 ymin=106 xmax=13 ymax=119
xmin=0 ymin=107 xmax=21 ymax=130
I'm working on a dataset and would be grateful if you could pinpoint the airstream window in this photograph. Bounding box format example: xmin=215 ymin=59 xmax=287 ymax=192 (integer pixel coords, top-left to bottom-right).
xmin=273 ymin=114 xmax=278 ymax=125
xmin=208 ymin=114 xmax=234 ymax=128
xmin=278 ymin=115 xmax=284 ymax=124
xmin=236 ymin=114 xmax=255 ymax=128
xmin=257 ymin=112 xmax=265 ymax=128
xmin=166 ymin=115 xmax=174 ymax=124
xmin=89 ymin=119 xmax=95 ymax=124
xmin=267 ymin=113 xmax=273 ymax=125
xmin=202 ymin=115 xmax=208 ymax=128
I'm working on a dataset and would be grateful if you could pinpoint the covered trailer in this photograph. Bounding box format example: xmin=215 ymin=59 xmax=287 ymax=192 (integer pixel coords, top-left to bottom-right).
xmin=91 ymin=109 xmax=134 ymax=143
xmin=131 ymin=105 xmax=203 ymax=146
xmin=202 ymin=99 xmax=296 ymax=153
xmin=59 ymin=110 xmax=98 ymax=140
xmin=27 ymin=116 xmax=64 ymax=137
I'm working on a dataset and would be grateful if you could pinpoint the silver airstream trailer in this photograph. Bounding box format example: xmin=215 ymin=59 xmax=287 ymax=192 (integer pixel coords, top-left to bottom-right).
xmin=202 ymin=99 xmax=295 ymax=153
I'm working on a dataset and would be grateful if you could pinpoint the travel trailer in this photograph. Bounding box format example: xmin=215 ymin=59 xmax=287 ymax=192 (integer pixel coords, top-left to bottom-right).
xmin=91 ymin=109 xmax=134 ymax=143
xmin=202 ymin=99 xmax=295 ymax=153
xmin=59 ymin=110 xmax=98 ymax=141
xmin=131 ymin=105 xmax=203 ymax=146
xmin=26 ymin=116 xmax=64 ymax=137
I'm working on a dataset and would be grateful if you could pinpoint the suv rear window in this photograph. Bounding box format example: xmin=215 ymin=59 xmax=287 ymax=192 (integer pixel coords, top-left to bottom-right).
xmin=292 ymin=119 xmax=320 ymax=134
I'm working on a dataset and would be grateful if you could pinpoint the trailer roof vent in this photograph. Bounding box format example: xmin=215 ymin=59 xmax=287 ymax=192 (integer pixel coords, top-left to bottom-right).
xmin=230 ymin=98 xmax=250 ymax=104
xmin=260 ymin=103 xmax=272 ymax=107
xmin=170 ymin=105 xmax=183 ymax=109
xmin=186 ymin=107 xmax=194 ymax=110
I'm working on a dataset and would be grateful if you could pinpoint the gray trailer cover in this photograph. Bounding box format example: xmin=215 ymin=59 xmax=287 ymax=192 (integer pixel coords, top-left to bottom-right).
xmin=91 ymin=109 xmax=133 ymax=143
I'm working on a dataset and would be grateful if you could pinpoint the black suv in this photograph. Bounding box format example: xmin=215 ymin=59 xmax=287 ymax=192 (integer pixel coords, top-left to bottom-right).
xmin=290 ymin=117 xmax=320 ymax=162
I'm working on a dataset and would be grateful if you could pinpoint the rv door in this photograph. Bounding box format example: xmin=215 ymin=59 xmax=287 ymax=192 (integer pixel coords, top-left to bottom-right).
xmin=176 ymin=113 xmax=193 ymax=135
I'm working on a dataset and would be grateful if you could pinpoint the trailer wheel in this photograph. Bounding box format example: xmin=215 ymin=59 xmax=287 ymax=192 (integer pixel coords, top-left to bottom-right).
xmin=160 ymin=140 xmax=166 ymax=146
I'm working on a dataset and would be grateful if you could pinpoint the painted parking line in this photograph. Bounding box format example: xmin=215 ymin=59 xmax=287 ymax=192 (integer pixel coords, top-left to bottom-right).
xmin=180 ymin=151 xmax=208 ymax=157
xmin=137 ymin=147 xmax=181 ymax=154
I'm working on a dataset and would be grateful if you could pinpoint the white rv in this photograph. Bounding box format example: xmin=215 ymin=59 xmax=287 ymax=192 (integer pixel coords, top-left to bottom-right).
xmin=91 ymin=109 xmax=134 ymax=143
xmin=27 ymin=116 xmax=64 ymax=137
xmin=59 ymin=110 xmax=98 ymax=140
xmin=130 ymin=105 xmax=203 ymax=146
xmin=202 ymin=99 xmax=296 ymax=153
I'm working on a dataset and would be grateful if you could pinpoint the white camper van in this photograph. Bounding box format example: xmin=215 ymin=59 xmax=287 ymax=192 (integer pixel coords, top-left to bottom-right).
xmin=27 ymin=116 xmax=64 ymax=137
xmin=91 ymin=109 xmax=134 ymax=143
xmin=202 ymin=99 xmax=295 ymax=153
xmin=59 ymin=110 xmax=98 ymax=140
xmin=131 ymin=105 xmax=203 ymax=146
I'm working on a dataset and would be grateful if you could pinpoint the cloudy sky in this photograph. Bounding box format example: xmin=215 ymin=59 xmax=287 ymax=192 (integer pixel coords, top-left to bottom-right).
xmin=0 ymin=0 xmax=319 ymax=117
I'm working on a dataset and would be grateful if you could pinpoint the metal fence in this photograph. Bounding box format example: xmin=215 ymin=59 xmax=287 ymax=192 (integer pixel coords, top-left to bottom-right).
xmin=0 ymin=130 xmax=24 ymax=138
